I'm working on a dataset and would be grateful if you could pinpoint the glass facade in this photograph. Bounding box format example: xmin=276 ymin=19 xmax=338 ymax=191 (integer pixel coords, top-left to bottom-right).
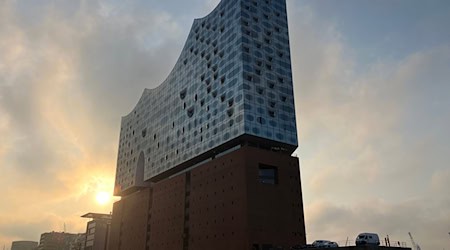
xmin=115 ymin=0 xmax=297 ymax=195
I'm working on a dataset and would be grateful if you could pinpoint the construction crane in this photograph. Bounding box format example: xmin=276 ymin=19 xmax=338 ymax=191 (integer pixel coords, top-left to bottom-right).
xmin=408 ymin=232 xmax=421 ymax=250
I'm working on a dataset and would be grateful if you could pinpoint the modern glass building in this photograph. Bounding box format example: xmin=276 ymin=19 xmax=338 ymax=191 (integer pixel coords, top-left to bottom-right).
xmin=114 ymin=0 xmax=297 ymax=196
xmin=110 ymin=0 xmax=305 ymax=249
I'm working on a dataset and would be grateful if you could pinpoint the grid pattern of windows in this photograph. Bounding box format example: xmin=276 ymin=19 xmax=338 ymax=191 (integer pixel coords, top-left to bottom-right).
xmin=115 ymin=0 xmax=297 ymax=195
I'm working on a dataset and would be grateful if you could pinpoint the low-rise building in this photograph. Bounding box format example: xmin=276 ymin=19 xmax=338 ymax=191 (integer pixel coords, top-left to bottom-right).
xmin=68 ymin=233 xmax=86 ymax=250
xmin=11 ymin=241 xmax=38 ymax=250
xmin=37 ymin=232 xmax=78 ymax=250
xmin=81 ymin=213 xmax=111 ymax=250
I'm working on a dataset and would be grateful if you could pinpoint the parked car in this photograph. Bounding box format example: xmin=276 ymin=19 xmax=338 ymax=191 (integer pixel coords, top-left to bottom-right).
xmin=325 ymin=242 xmax=338 ymax=248
xmin=312 ymin=240 xmax=331 ymax=248
xmin=355 ymin=233 xmax=380 ymax=246
xmin=312 ymin=240 xmax=338 ymax=248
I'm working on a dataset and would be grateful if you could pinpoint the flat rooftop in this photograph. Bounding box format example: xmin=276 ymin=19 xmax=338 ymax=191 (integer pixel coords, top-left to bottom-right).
xmin=81 ymin=212 xmax=112 ymax=220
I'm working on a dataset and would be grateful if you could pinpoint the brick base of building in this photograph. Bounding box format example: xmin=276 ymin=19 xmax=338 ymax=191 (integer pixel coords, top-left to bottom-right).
xmin=109 ymin=145 xmax=306 ymax=250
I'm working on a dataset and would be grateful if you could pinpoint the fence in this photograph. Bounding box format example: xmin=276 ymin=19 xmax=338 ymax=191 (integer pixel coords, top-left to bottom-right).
xmin=335 ymin=238 xmax=409 ymax=248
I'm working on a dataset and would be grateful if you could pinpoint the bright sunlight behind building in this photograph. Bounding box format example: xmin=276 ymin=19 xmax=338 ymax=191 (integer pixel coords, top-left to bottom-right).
xmin=95 ymin=191 xmax=111 ymax=205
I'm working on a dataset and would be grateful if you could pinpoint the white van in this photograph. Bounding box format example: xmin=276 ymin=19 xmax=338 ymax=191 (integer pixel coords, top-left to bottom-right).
xmin=355 ymin=233 xmax=380 ymax=246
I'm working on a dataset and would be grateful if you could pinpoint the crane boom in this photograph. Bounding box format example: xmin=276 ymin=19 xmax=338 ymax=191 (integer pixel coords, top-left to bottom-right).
xmin=408 ymin=232 xmax=421 ymax=250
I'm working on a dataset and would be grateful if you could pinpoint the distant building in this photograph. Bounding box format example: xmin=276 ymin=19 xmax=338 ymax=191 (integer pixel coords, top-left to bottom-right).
xmin=37 ymin=232 xmax=78 ymax=250
xmin=110 ymin=0 xmax=305 ymax=249
xmin=68 ymin=233 xmax=86 ymax=250
xmin=81 ymin=213 xmax=111 ymax=250
xmin=11 ymin=241 xmax=38 ymax=250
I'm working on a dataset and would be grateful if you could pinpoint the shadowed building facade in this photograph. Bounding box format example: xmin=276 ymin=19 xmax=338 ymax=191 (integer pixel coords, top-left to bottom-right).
xmin=110 ymin=0 xmax=305 ymax=249
xmin=81 ymin=213 xmax=112 ymax=250
xmin=11 ymin=241 xmax=38 ymax=250
xmin=37 ymin=232 xmax=79 ymax=250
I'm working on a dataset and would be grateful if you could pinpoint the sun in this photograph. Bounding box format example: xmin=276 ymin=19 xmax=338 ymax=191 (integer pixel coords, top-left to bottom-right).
xmin=95 ymin=191 xmax=111 ymax=205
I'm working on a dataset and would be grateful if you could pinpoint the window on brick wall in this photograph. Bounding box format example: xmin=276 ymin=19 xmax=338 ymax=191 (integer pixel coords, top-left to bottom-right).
xmin=258 ymin=164 xmax=278 ymax=184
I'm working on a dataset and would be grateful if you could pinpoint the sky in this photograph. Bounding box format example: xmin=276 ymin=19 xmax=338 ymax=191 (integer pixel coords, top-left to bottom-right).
xmin=1 ymin=0 xmax=449 ymax=249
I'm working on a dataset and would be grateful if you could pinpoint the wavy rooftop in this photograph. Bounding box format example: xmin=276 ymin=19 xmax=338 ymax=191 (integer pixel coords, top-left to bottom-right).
xmin=115 ymin=0 xmax=296 ymax=195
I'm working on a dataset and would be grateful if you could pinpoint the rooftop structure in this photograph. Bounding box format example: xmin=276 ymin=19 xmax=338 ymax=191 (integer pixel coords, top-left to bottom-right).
xmin=81 ymin=213 xmax=112 ymax=221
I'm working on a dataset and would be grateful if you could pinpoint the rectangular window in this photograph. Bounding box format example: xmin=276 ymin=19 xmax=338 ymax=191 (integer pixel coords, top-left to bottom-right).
xmin=258 ymin=164 xmax=278 ymax=184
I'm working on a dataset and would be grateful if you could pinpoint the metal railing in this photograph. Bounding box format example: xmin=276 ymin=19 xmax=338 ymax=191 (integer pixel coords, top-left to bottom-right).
xmin=334 ymin=239 xmax=409 ymax=248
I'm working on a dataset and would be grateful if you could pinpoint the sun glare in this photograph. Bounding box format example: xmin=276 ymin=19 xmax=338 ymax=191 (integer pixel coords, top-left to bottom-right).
xmin=96 ymin=191 xmax=111 ymax=205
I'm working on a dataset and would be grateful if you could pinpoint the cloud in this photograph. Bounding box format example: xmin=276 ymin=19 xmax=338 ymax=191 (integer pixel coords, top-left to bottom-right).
xmin=1 ymin=0 xmax=449 ymax=249
xmin=288 ymin=2 xmax=450 ymax=249
xmin=305 ymin=197 xmax=450 ymax=249
xmin=0 ymin=0 xmax=183 ymax=245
